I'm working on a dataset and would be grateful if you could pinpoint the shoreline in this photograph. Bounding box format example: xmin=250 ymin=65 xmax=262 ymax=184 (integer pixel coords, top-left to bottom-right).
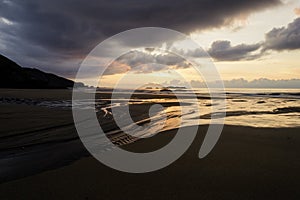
xmin=1 ymin=89 xmax=300 ymax=199
xmin=1 ymin=101 xmax=299 ymax=184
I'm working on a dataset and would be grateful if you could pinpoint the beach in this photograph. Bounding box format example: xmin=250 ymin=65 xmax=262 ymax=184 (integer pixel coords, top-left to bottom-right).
xmin=1 ymin=125 xmax=300 ymax=199
xmin=2 ymin=0 xmax=300 ymax=199
xmin=1 ymin=89 xmax=300 ymax=199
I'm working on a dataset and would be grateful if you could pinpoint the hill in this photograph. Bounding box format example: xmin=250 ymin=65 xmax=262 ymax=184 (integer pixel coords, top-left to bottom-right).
xmin=0 ymin=54 xmax=80 ymax=89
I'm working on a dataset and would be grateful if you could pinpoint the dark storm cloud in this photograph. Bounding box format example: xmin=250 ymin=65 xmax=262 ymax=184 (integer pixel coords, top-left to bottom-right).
xmin=104 ymin=50 xmax=191 ymax=75
xmin=207 ymin=40 xmax=261 ymax=61
xmin=0 ymin=2 xmax=281 ymax=51
xmin=263 ymin=17 xmax=300 ymax=51
xmin=0 ymin=0 xmax=281 ymax=77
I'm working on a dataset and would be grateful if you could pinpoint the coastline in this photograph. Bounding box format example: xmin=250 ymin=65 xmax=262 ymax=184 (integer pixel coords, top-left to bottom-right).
xmin=1 ymin=89 xmax=300 ymax=199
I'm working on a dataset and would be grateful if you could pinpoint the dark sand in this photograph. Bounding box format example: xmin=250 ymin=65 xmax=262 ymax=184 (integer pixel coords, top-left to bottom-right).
xmin=1 ymin=89 xmax=300 ymax=199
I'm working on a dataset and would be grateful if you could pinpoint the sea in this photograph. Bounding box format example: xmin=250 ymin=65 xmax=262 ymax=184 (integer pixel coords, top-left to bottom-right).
xmin=44 ymin=88 xmax=300 ymax=129
xmin=0 ymin=88 xmax=299 ymax=182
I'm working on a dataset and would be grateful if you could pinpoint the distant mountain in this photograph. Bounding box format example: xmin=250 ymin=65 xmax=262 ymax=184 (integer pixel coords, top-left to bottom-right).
xmin=0 ymin=54 xmax=82 ymax=89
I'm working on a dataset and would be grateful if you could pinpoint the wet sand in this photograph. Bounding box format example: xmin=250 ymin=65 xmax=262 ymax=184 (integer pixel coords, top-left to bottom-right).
xmin=1 ymin=89 xmax=300 ymax=199
xmin=1 ymin=125 xmax=300 ymax=199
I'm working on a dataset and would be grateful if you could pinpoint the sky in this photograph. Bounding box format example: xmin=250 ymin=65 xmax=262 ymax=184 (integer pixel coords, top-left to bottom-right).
xmin=0 ymin=0 xmax=299 ymax=88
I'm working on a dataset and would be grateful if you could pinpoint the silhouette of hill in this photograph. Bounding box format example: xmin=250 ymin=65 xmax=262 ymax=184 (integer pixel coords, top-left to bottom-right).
xmin=0 ymin=54 xmax=80 ymax=89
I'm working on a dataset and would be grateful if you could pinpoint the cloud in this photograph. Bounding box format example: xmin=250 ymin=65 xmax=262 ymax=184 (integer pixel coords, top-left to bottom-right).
xmin=190 ymin=78 xmax=300 ymax=88
xmin=202 ymin=17 xmax=300 ymax=62
xmin=263 ymin=17 xmax=300 ymax=51
xmin=186 ymin=17 xmax=300 ymax=62
xmin=104 ymin=50 xmax=191 ymax=75
xmin=207 ymin=40 xmax=261 ymax=61
xmin=294 ymin=8 xmax=300 ymax=16
xmin=162 ymin=79 xmax=190 ymax=87
xmin=0 ymin=0 xmax=282 ymax=77
xmin=184 ymin=48 xmax=208 ymax=58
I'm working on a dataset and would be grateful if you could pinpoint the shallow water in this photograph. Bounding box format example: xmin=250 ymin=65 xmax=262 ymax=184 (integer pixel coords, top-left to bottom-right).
xmin=1 ymin=88 xmax=300 ymax=182
xmin=2 ymin=88 xmax=299 ymax=130
xmin=96 ymin=88 xmax=300 ymax=133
